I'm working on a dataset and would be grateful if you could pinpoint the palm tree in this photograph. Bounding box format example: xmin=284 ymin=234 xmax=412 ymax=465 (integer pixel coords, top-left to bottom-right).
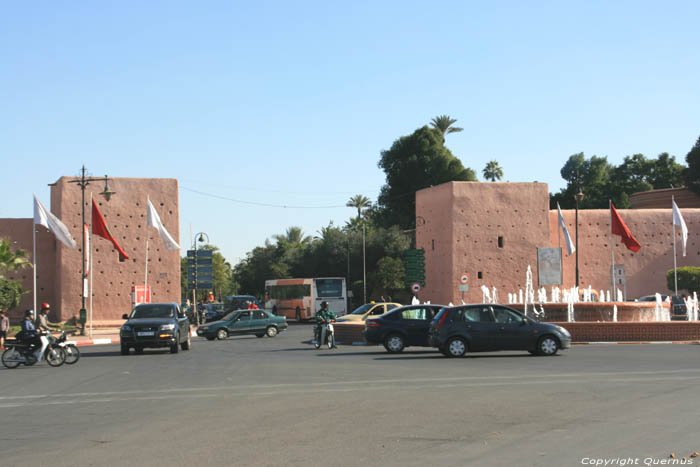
xmin=273 ymin=227 xmax=311 ymax=248
xmin=430 ymin=115 xmax=463 ymax=143
xmin=483 ymin=160 xmax=504 ymax=182
xmin=0 ymin=239 xmax=31 ymax=276
xmin=346 ymin=195 xmax=371 ymax=220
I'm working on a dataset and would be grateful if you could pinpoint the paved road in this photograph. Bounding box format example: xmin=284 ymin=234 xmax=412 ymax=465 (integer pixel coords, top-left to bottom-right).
xmin=1 ymin=325 xmax=699 ymax=467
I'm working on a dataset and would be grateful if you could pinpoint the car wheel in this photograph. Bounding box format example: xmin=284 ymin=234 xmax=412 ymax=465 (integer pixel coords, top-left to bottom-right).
xmin=120 ymin=345 xmax=129 ymax=356
xmin=446 ymin=337 xmax=467 ymax=358
xmin=266 ymin=326 xmax=278 ymax=338
xmin=255 ymin=333 xmax=265 ymax=338
xmin=383 ymin=334 xmax=405 ymax=353
xmin=181 ymin=334 xmax=191 ymax=351
xmin=217 ymin=328 xmax=228 ymax=340
xmin=170 ymin=334 xmax=179 ymax=353
xmin=536 ymin=335 xmax=559 ymax=356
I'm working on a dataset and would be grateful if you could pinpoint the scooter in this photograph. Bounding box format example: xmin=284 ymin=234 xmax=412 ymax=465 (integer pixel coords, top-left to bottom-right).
xmin=2 ymin=333 xmax=66 ymax=368
xmin=313 ymin=320 xmax=336 ymax=349
xmin=49 ymin=331 xmax=80 ymax=365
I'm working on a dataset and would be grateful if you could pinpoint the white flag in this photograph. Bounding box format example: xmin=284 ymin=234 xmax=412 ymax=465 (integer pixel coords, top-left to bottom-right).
xmin=672 ymin=199 xmax=688 ymax=257
xmin=146 ymin=199 xmax=180 ymax=250
xmin=557 ymin=203 xmax=576 ymax=255
xmin=33 ymin=194 xmax=77 ymax=249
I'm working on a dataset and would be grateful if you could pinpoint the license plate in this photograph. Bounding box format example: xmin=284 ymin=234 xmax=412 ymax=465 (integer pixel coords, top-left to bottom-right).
xmin=137 ymin=331 xmax=154 ymax=336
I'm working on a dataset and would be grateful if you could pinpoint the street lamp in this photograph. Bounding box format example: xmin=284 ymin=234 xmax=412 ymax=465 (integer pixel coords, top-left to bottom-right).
xmin=67 ymin=166 xmax=115 ymax=335
xmin=192 ymin=232 xmax=209 ymax=325
xmin=574 ymin=189 xmax=584 ymax=288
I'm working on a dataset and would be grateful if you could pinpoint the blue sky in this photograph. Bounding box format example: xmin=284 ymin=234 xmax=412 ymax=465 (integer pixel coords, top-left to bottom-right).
xmin=1 ymin=1 xmax=699 ymax=264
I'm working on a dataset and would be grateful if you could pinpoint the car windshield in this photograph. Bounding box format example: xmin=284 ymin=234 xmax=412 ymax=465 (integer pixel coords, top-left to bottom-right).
xmin=350 ymin=304 xmax=373 ymax=315
xmin=130 ymin=305 xmax=175 ymax=319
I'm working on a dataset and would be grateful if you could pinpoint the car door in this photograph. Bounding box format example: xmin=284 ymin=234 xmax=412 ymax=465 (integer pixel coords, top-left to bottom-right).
xmin=460 ymin=305 xmax=500 ymax=351
xmin=492 ymin=306 xmax=531 ymax=350
xmin=228 ymin=311 xmax=252 ymax=334
xmin=250 ymin=310 xmax=268 ymax=333
xmin=401 ymin=306 xmax=434 ymax=346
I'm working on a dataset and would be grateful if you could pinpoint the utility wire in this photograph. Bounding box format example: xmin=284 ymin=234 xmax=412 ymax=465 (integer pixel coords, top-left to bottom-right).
xmin=181 ymin=186 xmax=350 ymax=209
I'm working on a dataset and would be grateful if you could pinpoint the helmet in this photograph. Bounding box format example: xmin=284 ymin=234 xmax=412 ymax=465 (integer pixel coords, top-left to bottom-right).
xmin=41 ymin=302 xmax=50 ymax=310
xmin=320 ymin=301 xmax=328 ymax=310
xmin=24 ymin=309 xmax=34 ymax=318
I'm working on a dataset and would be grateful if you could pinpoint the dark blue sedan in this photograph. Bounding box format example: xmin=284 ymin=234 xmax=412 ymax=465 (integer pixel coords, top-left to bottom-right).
xmin=362 ymin=304 xmax=446 ymax=353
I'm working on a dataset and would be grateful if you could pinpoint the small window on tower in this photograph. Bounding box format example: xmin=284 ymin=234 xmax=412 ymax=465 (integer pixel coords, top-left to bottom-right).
xmin=498 ymin=236 xmax=504 ymax=248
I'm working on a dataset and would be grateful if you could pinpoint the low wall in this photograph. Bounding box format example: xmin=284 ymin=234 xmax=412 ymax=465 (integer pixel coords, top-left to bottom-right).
xmin=508 ymin=302 xmax=668 ymax=322
xmin=334 ymin=320 xmax=700 ymax=345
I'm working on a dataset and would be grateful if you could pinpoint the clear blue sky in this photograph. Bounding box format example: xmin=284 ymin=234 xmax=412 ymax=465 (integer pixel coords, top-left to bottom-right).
xmin=2 ymin=1 xmax=699 ymax=264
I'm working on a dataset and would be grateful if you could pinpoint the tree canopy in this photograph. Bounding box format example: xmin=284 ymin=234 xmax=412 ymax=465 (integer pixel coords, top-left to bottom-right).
xmin=376 ymin=126 xmax=476 ymax=230
xmin=684 ymin=135 xmax=700 ymax=195
xmin=482 ymin=160 xmax=503 ymax=182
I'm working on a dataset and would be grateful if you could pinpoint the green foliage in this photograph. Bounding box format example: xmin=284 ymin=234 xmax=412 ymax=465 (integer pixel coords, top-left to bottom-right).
xmin=482 ymin=160 xmax=503 ymax=182
xmin=666 ymin=266 xmax=700 ymax=294
xmin=370 ymin=257 xmax=405 ymax=295
xmin=430 ymin=115 xmax=463 ymax=143
xmin=0 ymin=238 xmax=31 ymax=274
xmin=684 ymin=135 xmax=700 ymax=195
xmin=376 ymin=126 xmax=476 ymax=230
xmin=0 ymin=277 xmax=27 ymax=311
xmin=550 ymin=152 xmax=684 ymax=209
xmin=346 ymin=194 xmax=371 ymax=220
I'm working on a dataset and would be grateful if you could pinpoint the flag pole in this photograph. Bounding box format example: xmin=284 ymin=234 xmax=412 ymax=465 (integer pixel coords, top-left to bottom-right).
xmin=610 ymin=200 xmax=615 ymax=301
xmin=89 ymin=192 xmax=93 ymax=339
xmin=672 ymin=195 xmax=678 ymax=296
xmin=33 ymin=214 xmax=37 ymax=319
xmin=145 ymin=196 xmax=149 ymax=290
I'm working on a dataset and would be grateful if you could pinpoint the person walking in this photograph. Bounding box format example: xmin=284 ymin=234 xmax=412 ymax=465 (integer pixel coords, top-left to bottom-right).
xmin=0 ymin=309 xmax=9 ymax=350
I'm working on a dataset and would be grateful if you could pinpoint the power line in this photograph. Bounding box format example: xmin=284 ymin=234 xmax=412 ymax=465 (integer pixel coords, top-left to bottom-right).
xmin=181 ymin=186 xmax=350 ymax=209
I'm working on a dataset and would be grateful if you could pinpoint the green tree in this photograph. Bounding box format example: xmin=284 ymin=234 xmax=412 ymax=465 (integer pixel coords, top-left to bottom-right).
xmin=482 ymin=160 xmax=503 ymax=181
xmin=346 ymin=194 xmax=371 ymax=220
xmin=377 ymin=126 xmax=477 ymax=230
xmin=430 ymin=115 xmax=463 ymax=143
xmin=0 ymin=239 xmax=30 ymax=311
xmin=683 ymin=135 xmax=700 ymax=195
xmin=0 ymin=278 xmax=25 ymax=311
xmin=666 ymin=266 xmax=700 ymax=294
xmin=369 ymin=256 xmax=405 ymax=297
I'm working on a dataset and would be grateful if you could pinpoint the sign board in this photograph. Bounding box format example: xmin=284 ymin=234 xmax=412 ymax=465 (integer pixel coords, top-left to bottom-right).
xmin=187 ymin=249 xmax=213 ymax=257
xmin=537 ymin=247 xmax=562 ymax=286
xmin=131 ymin=285 xmax=151 ymax=307
xmin=410 ymin=282 xmax=421 ymax=293
xmin=189 ymin=281 xmax=213 ymax=290
xmin=459 ymin=274 xmax=469 ymax=284
xmin=458 ymin=284 xmax=469 ymax=292
xmin=187 ymin=266 xmax=213 ymax=275
xmin=189 ymin=273 xmax=212 ymax=282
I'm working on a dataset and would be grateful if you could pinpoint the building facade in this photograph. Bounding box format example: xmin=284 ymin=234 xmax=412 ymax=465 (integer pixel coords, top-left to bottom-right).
xmin=0 ymin=177 xmax=181 ymax=324
xmin=416 ymin=182 xmax=700 ymax=305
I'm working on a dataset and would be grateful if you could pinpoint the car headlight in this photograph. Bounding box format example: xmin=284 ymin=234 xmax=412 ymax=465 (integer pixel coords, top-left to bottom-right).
xmin=121 ymin=325 xmax=132 ymax=332
xmin=159 ymin=324 xmax=175 ymax=331
xmin=555 ymin=326 xmax=570 ymax=337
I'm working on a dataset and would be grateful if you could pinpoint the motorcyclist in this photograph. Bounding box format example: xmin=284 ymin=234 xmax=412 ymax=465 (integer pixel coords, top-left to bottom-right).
xmin=17 ymin=310 xmax=41 ymax=351
xmin=36 ymin=302 xmax=60 ymax=333
xmin=315 ymin=301 xmax=337 ymax=347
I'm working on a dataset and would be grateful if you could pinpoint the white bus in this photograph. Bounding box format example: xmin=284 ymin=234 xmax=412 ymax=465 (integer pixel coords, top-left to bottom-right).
xmin=264 ymin=277 xmax=347 ymax=321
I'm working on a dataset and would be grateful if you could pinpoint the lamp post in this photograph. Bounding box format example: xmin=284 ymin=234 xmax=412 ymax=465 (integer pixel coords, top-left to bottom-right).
xmin=574 ymin=189 xmax=584 ymax=288
xmin=192 ymin=232 xmax=209 ymax=325
xmin=67 ymin=166 xmax=115 ymax=335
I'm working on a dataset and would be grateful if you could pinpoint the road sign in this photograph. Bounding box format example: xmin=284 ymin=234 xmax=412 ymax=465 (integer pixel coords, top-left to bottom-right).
xmin=188 ymin=281 xmax=213 ymax=290
xmin=187 ymin=266 xmax=212 ymax=275
xmin=189 ymin=273 xmax=212 ymax=282
xmin=411 ymin=282 xmax=421 ymax=293
xmin=460 ymin=274 xmax=469 ymax=284
xmin=458 ymin=284 xmax=469 ymax=292
xmin=187 ymin=249 xmax=213 ymax=257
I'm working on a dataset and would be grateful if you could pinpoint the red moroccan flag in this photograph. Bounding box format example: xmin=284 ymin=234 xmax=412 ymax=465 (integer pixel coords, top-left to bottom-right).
xmin=610 ymin=203 xmax=641 ymax=252
xmin=92 ymin=200 xmax=130 ymax=260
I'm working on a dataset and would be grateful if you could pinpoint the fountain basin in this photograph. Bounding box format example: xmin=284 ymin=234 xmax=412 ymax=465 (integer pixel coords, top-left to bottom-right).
xmin=509 ymin=301 xmax=668 ymax=322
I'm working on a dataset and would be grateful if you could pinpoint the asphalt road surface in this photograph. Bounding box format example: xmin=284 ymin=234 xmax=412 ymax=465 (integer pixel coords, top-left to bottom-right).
xmin=1 ymin=324 xmax=699 ymax=467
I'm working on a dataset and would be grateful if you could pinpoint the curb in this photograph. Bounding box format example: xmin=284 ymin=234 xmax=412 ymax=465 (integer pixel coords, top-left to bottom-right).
xmin=74 ymin=338 xmax=119 ymax=346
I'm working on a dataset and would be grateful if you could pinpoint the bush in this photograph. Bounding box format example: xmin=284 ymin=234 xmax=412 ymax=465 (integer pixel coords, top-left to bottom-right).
xmin=0 ymin=277 xmax=26 ymax=311
xmin=666 ymin=266 xmax=700 ymax=294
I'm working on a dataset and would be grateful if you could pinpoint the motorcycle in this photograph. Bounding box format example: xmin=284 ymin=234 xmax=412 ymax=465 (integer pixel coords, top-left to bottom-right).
xmin=48 ymin=331 xmax=80 ymax=365
xmin=313 ymin=320 xmax=336 ymax=350
xmin=2 ymin=333 xmax=66 ymax=368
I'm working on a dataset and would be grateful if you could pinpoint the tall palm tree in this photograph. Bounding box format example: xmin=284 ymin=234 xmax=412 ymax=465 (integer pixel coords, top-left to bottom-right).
xmin=483 ymin=160 xmax=504 ymax=182
xmin=273 ymin=227 xmax=311 ymax=248
xmin=346 ymin=195 xmax=371 ymax=220
xmin=430 ymin=115 xmax=463 ymax=143
xmin=0 ymin=239 xmax=31 ymax=276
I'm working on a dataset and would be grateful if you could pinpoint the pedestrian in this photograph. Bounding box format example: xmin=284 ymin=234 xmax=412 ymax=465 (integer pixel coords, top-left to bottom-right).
xmin=247 ymin=300 xmax=259 ymax=310
xmin=0 ymin=309 xmax=9 ymax=350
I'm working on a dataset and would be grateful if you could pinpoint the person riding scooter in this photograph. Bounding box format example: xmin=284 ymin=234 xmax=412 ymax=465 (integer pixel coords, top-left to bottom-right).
xmin=17 ymin=310 xmax=41 ymax=351
xmin=314 ymin=301 xmax=337 ymax=348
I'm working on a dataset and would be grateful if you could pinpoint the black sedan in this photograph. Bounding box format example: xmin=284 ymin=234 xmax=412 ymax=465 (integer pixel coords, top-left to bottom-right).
xmin=120 ymin=303 xmax=191 ymax=355
xmin=428 ymin=304 xmax=571 ymax=357
xmin=363 ymin=304 xmax=445 ymax=353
